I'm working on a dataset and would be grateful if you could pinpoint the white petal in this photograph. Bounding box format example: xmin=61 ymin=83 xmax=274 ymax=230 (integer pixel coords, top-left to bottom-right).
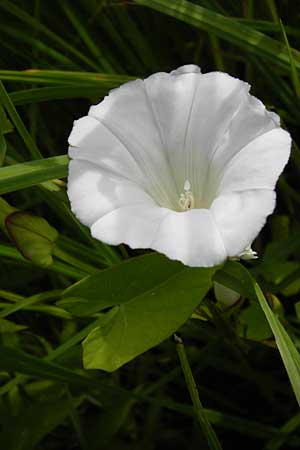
xmin=170 ymin=65 xmax=201 ymax=75
xmin=203 ymin=93 xmax=283 ymax=202
xmin=217 ymin=128 xmax=291 ymax=194
xmin=151 ymin=209 xmax=227 ymax=267
xmin=211 ymin=189 xmax=276 ymax=257
xmin=68 ymin=116 xmax=144 ymax=184
xmin=89 ymin=79 xmax=178 ymax=209
xmin=214 ymin=94 xmax=280 ymax=166
xmin=91 ymin=205 xmax=169 ymax=248
xmin=144 ymin=71 xmax=250 ymax=206
xmin=68 ymin=160 xmax=155 ymax=227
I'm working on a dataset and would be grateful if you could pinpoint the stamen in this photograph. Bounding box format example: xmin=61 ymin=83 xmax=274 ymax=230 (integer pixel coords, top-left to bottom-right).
xmin=179 ymin=179 xmax=195 ymax=211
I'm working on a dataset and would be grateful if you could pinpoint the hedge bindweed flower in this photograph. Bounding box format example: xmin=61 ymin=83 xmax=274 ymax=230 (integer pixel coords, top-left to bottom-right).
xmin=67 ymin=65 xmax=291 ymax=267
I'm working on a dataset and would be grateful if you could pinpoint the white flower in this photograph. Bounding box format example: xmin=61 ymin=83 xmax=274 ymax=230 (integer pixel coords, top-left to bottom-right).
xmin=67 ymin=65 xmax=291 ymax=267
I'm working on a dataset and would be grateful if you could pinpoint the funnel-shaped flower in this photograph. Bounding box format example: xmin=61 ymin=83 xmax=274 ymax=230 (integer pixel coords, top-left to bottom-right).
xmin=67 ymin=65 xmax=291 ymax=267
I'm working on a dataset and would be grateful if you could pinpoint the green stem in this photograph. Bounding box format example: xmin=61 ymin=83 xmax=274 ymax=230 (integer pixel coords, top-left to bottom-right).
xmin=53 ymin=244 xmax=98 ymax=275
xmin=0 ymin=242 xmax=85 ymax=279
xmin=0 ymin=289 xmax=62 ymax=319
xmin=174 ymin=334 xmax=223 ymax=450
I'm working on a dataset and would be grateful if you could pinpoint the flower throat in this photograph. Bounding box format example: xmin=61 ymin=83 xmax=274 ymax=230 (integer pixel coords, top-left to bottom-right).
xmin=179 ymin=180 xmax=195 ymax=211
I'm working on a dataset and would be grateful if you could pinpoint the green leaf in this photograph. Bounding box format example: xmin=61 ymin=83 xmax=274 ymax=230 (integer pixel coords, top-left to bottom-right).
xmin=135 ymin=0 xmax=300 ymax=74
xmin=6 ymin=211 xmax=58 ymax=267
xmin=82 ymin=265 xmax=216 ymax=371
xmin=0 ymin=155 xmax=68 ymax=194
xmin=60 ymin=253 xmax=184 ymax=316
xmin=238 ymin=302 xmax=272 ymax=341
xmin=214 ymin=260 xmax=256 ymax=301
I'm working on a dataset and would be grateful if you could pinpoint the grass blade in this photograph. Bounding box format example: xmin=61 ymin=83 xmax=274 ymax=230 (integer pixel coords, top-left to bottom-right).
xmin=0 ymin=81 xmax=41 ymax=159
xmin=175 ymin=335 xmax=223 ymax=450
xmin=0 ymin=155 xmax=68 ymax=194
xmin=134 ymin=0 xmax=300 ymax=74
xmin=254 ymin=283 xmax=300 ymax=407
xmin=0 ymin=70 xmax=133 ymax=85
xmin=279 ymin=20 xmax=300 ymax=98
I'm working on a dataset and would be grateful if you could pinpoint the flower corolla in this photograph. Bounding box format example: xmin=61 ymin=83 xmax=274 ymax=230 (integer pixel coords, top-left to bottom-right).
xmin=67 ymin=65 xmax=291 ymax=267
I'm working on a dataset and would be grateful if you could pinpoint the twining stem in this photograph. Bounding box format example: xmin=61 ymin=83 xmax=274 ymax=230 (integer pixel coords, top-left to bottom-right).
xmin=174 ymin=334 xmax=223 ymax=450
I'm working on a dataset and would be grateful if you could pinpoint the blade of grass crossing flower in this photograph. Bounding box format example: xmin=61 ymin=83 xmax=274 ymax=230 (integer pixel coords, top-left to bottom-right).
xmin=0 ymin=155 xmax=68 ymax=195
xmin=134 ymin=0 xmax=300 ymax=74
xmin=175 ymin=335 xmax=223 ymax=450
xmin=254 ymin=283 xmax=300 ymax=407
xmin=0 ymin=81 xmax=42 ymax=159
xmin=279 ymin=20 xmax=300 ymax=98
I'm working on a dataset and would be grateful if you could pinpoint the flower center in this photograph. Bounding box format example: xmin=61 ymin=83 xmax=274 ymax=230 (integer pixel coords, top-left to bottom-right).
xmin=179 ymin=179 xmax=195 ymax=211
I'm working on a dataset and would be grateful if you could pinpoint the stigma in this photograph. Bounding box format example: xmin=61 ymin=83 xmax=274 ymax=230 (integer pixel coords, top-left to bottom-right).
xmin=179 ymin=179 xmax=195 ymax=211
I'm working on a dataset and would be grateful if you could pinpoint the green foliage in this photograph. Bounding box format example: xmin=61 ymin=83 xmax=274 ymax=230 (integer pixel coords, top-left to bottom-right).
xmin=60 ymin=253 xmax=184 ymax=316
xmin=0 ymin=155 xmax=68 ymax=194
xmin=1 ymin=0 xmax=300 ymax=449
xmin=82 ymin=264 xmax=216 ymax=371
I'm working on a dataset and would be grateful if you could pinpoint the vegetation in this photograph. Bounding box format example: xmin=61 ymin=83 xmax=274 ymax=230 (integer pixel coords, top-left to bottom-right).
xmin=1 ymin=1 xmax=300 ymax=449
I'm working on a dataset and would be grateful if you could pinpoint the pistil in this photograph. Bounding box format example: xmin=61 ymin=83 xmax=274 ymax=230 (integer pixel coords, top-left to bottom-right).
xmin=179 ymin=180 xmax=195 ymax=211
